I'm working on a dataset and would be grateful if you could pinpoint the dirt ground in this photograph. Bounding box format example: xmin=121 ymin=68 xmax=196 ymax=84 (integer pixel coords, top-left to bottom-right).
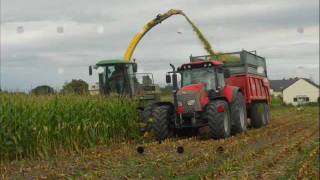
xmin=1 ymin=106 xmax=319 ymax=179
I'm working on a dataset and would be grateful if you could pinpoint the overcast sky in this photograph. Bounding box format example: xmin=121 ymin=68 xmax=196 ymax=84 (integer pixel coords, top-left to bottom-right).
xmin=1 ymin=0 xmax=319 ymax=91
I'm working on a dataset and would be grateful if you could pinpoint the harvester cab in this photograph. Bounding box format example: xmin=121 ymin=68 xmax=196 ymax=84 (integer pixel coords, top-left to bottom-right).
xmin=89 ymin=59 xmax=137 ymax=95
xmin=89 ymin=59 xmax=160 ymax=98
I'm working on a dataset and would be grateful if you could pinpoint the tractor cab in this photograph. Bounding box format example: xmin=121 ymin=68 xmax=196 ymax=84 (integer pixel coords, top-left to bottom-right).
xmin=177 ymin=60 xmax=226 ymax=92
xmin=166 ymin=60 xmax=228 ymax=114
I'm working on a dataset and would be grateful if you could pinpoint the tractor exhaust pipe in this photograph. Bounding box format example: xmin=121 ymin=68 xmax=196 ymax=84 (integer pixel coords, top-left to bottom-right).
xmin=170 ymin=64 xmax=178 ymax=108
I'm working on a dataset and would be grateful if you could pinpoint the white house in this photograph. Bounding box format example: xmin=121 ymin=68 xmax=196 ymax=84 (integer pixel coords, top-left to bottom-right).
xmin=270 ymin=78 xmax=319 ymax=105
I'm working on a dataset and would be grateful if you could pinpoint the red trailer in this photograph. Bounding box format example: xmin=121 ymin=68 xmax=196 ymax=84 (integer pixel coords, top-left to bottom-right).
xmin=152 ymin=50 xmax=271 ymax=141
xmin=222 ymin=51 xmax=271 ymax=129
xmin=227 ymin=75 xmax=271 ymax=105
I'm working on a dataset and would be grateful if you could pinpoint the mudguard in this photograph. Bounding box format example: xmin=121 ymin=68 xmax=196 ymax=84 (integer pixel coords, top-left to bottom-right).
xmin=154 ymin=101 xmax=175 ymax=114
xmin=223 ymin=85 xmax=240 ymax=103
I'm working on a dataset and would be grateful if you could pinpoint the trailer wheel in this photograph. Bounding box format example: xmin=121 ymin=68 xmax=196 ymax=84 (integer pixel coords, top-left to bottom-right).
xmin=264 ymin=103 xmax=270 ymax=125
xmin=230 ymin=92 xmax=247 ymax=134
xmin=206 ymin=100 xmax=231 ymax=139
xmin=250 ymin=102 xmax=267 ymax=128
xmin=152 ymin=105 xmax=173 ymax=141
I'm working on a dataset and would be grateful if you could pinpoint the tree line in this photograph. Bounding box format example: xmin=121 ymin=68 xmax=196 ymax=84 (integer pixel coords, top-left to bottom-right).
xmin=31 ymin=79 xmax=89 ymax=95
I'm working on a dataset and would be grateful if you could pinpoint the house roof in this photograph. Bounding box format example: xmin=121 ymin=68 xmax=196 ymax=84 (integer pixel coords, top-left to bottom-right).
xmin=270 ymin=77 xmax=319 ymax=92
xmin=303 ymin=78 xmax=319 ymax=88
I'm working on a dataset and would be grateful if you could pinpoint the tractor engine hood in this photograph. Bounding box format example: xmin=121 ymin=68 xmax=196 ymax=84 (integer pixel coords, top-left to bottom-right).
xmin=178 ymin=83 xmax=206 ymax=93
xmin=176 ymin=84 xmax=209 ymax=113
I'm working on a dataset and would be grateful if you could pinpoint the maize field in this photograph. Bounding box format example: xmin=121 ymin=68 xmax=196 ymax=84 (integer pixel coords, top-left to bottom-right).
xmin=0 ymin=94 xmax=319 ymax=179
xmin=0 ymin=93 xmax=140 ymax=160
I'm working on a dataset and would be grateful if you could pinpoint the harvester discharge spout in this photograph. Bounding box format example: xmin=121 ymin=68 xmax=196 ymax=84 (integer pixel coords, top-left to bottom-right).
xmin=123 ymin=9 xmax=215 ymax=61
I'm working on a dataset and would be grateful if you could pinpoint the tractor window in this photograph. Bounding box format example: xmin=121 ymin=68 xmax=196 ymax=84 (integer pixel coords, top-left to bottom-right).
xmin=181 ymin=68 xmax=216 ymax=90
xmin=108 ymin=65 xmax=125 ymax=93
xmin=217 ymin=68 xmax=225 ymax=88
xmin=126 ymin=64 xmax=135 ymax=94
xmin=107 ymin=66 xmax=115 ymax=78
xmin=98 ymin=66 xmax=107 ymax=93
xmin=96 ymin=64 xmax=135 ymax=95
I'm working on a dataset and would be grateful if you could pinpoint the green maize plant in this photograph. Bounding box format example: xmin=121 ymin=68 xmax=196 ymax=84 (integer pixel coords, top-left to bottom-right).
xmin=0 ymin=93 xmax=140 ymax=160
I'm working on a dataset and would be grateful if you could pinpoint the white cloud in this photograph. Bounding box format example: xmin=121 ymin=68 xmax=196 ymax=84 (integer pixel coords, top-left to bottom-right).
xmin=57 ymin=67 xmax=64 ymax=75
xmin=1 ymin=0 xmax=319 ymax=91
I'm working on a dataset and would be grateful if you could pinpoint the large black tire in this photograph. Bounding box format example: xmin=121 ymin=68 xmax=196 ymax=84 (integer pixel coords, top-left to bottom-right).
xmin=152 ymin=105 xmax=173 ymax=141
xmin=141 ymin=103 xmax=156 ymax=132
xmin=264 ymin=103 xmax=270 ymax=125
xmin=250 ymin=102 xmax=267 ymax=128
xmin=142 ymin=102 xmax=155 ymax=122
xmin=206 ymin=100 xmax=231 ymax=139
xmin=230 ymin=92 xmax=247 ymax=134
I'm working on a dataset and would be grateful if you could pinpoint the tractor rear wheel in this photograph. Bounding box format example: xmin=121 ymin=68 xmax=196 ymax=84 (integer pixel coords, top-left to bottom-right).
xmin=152 ymin=105 xmax=173 ymax=141
xmin=250 ymin=102 xmax=267 ymax=128
xmin=230 ymin=92 xmax=247 ymax=134
xmin=206 ymin=100 xmax=231 ymax=139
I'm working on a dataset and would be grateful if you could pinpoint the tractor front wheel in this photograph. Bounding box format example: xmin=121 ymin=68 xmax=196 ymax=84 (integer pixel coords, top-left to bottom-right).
xmin=152 ymin=105 xmax=173 ymax=141
xmin=141 ymin=102 xmax=156 ymax=132
xmin=206 ymin=100 xmax=231 ymax=139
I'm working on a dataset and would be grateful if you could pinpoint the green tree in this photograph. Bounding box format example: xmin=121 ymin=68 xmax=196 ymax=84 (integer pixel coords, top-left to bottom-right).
xmin=62 ymin=79 xmax=89 ymax=95
xmin=31 ymin=85 xmax=55 ymax=95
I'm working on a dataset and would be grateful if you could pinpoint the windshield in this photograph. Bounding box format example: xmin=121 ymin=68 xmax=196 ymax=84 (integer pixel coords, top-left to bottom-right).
xmin=181 ymin=68 xmax=216 ymax=90
xmin=97 ymin=64 xmax=135 ymax=94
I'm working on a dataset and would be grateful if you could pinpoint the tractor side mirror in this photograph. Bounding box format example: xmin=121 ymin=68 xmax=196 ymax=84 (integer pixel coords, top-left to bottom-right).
xmin=166 ymin=74 xmax=171 ymax=84
xmin=89 ymin=66 xmax=93 ymax=76
xmin=224 ymin=69 xmax=230 ymax=78
xmin=133 ymin=63 xmax=138 ymax=73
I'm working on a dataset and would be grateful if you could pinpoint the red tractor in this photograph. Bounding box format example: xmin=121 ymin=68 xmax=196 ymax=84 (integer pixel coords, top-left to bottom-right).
xmin=152 ymin=50 xmax=271 ymax=140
